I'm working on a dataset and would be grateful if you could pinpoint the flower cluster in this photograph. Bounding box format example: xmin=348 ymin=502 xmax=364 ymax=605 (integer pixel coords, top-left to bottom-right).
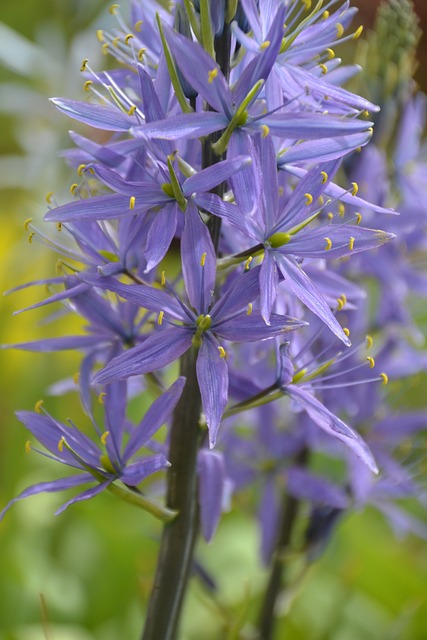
xmin=3 ymin=0 xmax=427 ymax=636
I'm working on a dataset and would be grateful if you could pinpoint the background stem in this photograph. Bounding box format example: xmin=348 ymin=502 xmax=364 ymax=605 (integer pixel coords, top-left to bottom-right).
xmin=256 ymin=448 xmax=309 ymax=640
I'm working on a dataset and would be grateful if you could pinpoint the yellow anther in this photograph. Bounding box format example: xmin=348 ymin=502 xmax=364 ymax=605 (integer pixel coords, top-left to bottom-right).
xmin=380 ymin=372 xmax=388 ymax=385
xmin=341 ymin=294 xmax=347 ymax=306
xmin=83 ymin=80 xmax=93 ymax=92
xmin=320 ymin=171 xmax=328 ymax=184
xmin=24 ymin=218 xmax=33 ymax=231
xmin=363 ymin=110 xmax=370 ymax=118
xmin=304 ymin=193 xmax=313 ymax=205
xmin=326 ymin=48 xmax=335 ymax=59
xmin=260 ymin=40 xmax=270 ymax=50
xmin=101 ymin=431 xmax=110 ymax=445
xmin=247 ymin=303 xmax=253 ymax=316
xmin=261 ymin=124 xmax=270 ymax=137
xmin=80 ymin=58 xmax=88 ymax=72
xmin=46 ymin=191 xmax=54 ymax=204
xmin=278 ymin=186 xmax=284 ymax=196
xmin=73 ymin=372 xmax=80 ymax=384
xmin=338 ymin=203 xmax=345 ymax=217
xmin=28 ymin=232 xmax=35 ymax=244
xmin=368 ymin=127 xmax=374 ymax=135
xmin=353 ymin=25 xmax=363 ymax=39
xmin=323 ymin=10 xmax=330 ymax=19
xmin=129 ymin=196 xmax=136 ymax=210
xmin=77 ymin=164 xmax=86 ymax=177
xmin=366 ymin=356 xmax=375 ymax=369
xmin=25 ymin=441 xmax=31 ymax=454
xmin=355 ymin=212 xmax=362 ymax=224
xmin=137 ymin=48 xmax=146 ymax=61
xmin=200 ymin=252 xmax=207 ymax=267
xmin=158 ymin=310 xmax=165 ymax=325
xmin=336 ymin=295 xmax=346 ymax=311
xmin=161 ymin=271 xmax=166 ymax=286
xmin=244 ymin=256 xmax=253 ymax=270
xmin=109 ymin=4 xmax=119 ymax=14
xmin=349 ymin=236 xmax=355 ymax=250
xmin=319 ymin=63 xmax=328 ymax=75
xmin=336 ymin=23 xmax=344 ymax=38
xmin=208 ymin=68 xmax=218 ymax=83
xmin=35 ymin=400 xmax=44 ymax=413
xmin=218 ymin=346 xmax=226 ymax=358
xmin=301 ymin=0 xmax=311 ymax=8
xmin=366 ymin=335 xmax=373 ymax=349
xmin=58 ymin=437 xmax=66 ymax=452
xmin=327 ymin=212 xmax=334 ymax=220
xmin=56 ymin=223 xmax=62 ymax=232
xmin=324 ymin=237 xmax=333 ymax=250
xmin=96 ymin=29 xmax=104 ymax=42
xmin=135 ymin=20 xmax=143 ymax=31
xmin=102 ymin=42 xmax=109 ymax=55
xmin=318 ymin=195 xmax=324 ymax=205
xmin=125 ymin=33 xmax=134 ymax=45
xmin=351 ymin=182 xmax=359 ymax=196
xmin=343 ymin=327 xmax=350 ymax=338
xmin=98 ymin=392 xmax=107 ymax=404
xmin=127 ymin=105 xmax=137 ymax=116
xmin=70 ymin=183 xmax=79 ymax=195
xmin=112 ymin=36 xmax=121 ymax=48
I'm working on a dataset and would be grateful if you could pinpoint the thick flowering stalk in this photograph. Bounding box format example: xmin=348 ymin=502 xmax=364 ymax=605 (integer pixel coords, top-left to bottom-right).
xmin=4 ymin=1 xmax=425 ymax=639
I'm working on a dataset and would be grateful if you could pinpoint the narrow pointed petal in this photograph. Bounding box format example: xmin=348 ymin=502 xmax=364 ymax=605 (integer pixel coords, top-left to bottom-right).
xmin=4 ymin=336 xmax=102 ymax=352
xmin=256 ymin=112 xmax=373 ymax=139
xmin=0 ymin=474 xmax=93 ymax=521
xmin=144 ymin=202 xmax=179 ymax=272
xmin=93 ymin=329 xmax=193 ymax=384
xmin=286 ymin=385 xmax=378 ymax=473
xmin=120 ymin=455 xmax=170 ymax=486
xmin=131 ymin=111 xmax=227 ymax=141
xmin=181 ymin=202 xmax=216 ymax=313
xmin=210 ymin=266 xmax=262 ymax=322
xmin=193 ymin=192 xmax=258 ymax=237
xmin=259 ymin=251 xmax=279 ymax=324
xmin=164 ymin=27 xmax=233 ymax=115
xmin=55 ymin=480 xmax=112 ymax=515
xmin=282 ymin=226 xmax=395 ymax=259
xmin=182 ymin=156 xmax=252 ymax=196
xmin=277 ymin=131 xmax=372 ymax=165
xmin=197 ymin=338 xmax=228 ymax=448
xmin=287 ymin=467 xmax=349 ymax=508
xmin=276 ymin=254 xmax=351 ymax=346
xmin=50 ymin=98 xmax=135 ymax=131
xmin=45 ymin=194 xmax=139 ymax=223
xmin=124 ymin=377 xmax=186 ymax=461
xmin=198 ymin=449 xmax=225 ymax=542
xmin=216 ymin=310 xmax=305 ymax=342
xmin=88 ymin=164 xmax=169 ymax=202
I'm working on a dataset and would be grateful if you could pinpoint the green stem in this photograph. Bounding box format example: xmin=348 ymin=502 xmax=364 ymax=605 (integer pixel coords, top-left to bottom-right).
xmin=256 ymin=448 xmax=309 ymax=640
xmin=141 ymin=349 xmax=202 ymax=640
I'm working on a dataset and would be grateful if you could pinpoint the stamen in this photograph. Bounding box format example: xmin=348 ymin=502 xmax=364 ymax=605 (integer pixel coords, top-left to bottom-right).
xmin=351 ymin=182 xmax=359 ymax=196
xmin=366 ymin=335 xmax=373 ymax=349
xmin=77 ymin=164 xmax=86 ymax=177
xmin=343 ymin=327 xmax=350 ymax=338
xmin=218 ymin=346 xmax=226 ymax=358
xmin=28 ymin=232 xmax=35 ymax=243
xmin=112 ymin=36 xmax=121 ymax=48
xmin=355 ymin=212 xmax=362 ymax=224
xmin=326 ymin=48 xmax=335 ymax=59
xmin=380 ymin=372 xmax=388 ymax=385
xmin=324 ymin=237 xmax=332 ymax=250
xmin=200 ymin=252 xmax=207 ymax=267
xmin=70 ymin=183 xmax=79 ymax=195
xmin=336 ymin=23 xmax=344 ymax=38
xmin=34 ymin=399 xmax=44 ymax=413
xmin=320 ymin=171 xmax=328 ymax=183
xmin=353 ymin=25 xmax=363 ymax=39
xmin=58 ymin=437 xmax=66 ymax=452
xmin=244 ymin=256 xmax=253 ymax=270
xmin=109 ymin=4 xmax=120 ymax=15
xmin=83 ymin=80 xmax=93 ymax=91
xmin=261 ymin=124 xmax=270 ymax=137
xmin=349 ymin=236 xmax=355 ymax=250
xmin=208 ymin=68 xmax=218 ymax=83
xmin=101 ymin=431 xmax=110 ymax=445
xmin=127 ymin=105 xmax=137 ymax=115
xmin=98 ymin=392 xmax=107 ymax=404
xmin=161 ymin=271 xmax=166 ymax=286
xmin=366 ymin=356 xmax=375 ymax=368
xmin=137 ymin=48 xmax=146 ymax=61
xmin=129 ymin=196 xmax=136 ymax=209
xmin=125 ymin=34 xmax=134 ymax=45
xmin=73 ymin=372 xmax=80 ymax=384
xmin=25 ymin=441 xmax=31 ymax=454
xmin=134 ymin=20 xmax=143 ymax=31
xmin=260 ymin=40 xmax=271 ymax=49
xmin=338 ymin=203 xmax=345 ymax=217
xmin=96 ymin=30 xmax=104 ymax=42
xmin=102 ymin=43 xmax=109 ymax=55
xmin=56 ymin=223 xmax=62 ymax=232
xmin=319 ymin=63 xmax=328 ymax=75
xmin=304 ymin=193 xmax=313 ymax=205
xmin=323 ymin=10 xmax=329 ymax=19
xmin=24 ymin=218 xmax=33 ymax=231
xmin=46 ymin=191 xmax=54 ymax=204
xmin=80 ymin=58 xmax=88 ymax=72
xmin=247 ymin=303 xmax=253 ymax=316
xmin=318 ymin=195 xmax=325 ymax=205
xmin=158 ymin=310 xmax=165 ymax=325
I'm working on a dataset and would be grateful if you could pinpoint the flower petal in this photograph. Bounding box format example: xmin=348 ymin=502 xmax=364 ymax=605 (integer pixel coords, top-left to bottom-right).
xmin=197 ymin=338 xmax=228 ymax=448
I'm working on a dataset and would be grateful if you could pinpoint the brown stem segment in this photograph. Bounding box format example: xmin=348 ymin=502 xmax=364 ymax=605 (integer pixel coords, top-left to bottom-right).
xmin=256 ymin=448 xmax=309 ymax=640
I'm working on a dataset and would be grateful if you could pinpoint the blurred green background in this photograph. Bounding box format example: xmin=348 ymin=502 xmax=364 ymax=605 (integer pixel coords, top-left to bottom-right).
xmin=0 ymin=1 xmax=426 ymax=638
